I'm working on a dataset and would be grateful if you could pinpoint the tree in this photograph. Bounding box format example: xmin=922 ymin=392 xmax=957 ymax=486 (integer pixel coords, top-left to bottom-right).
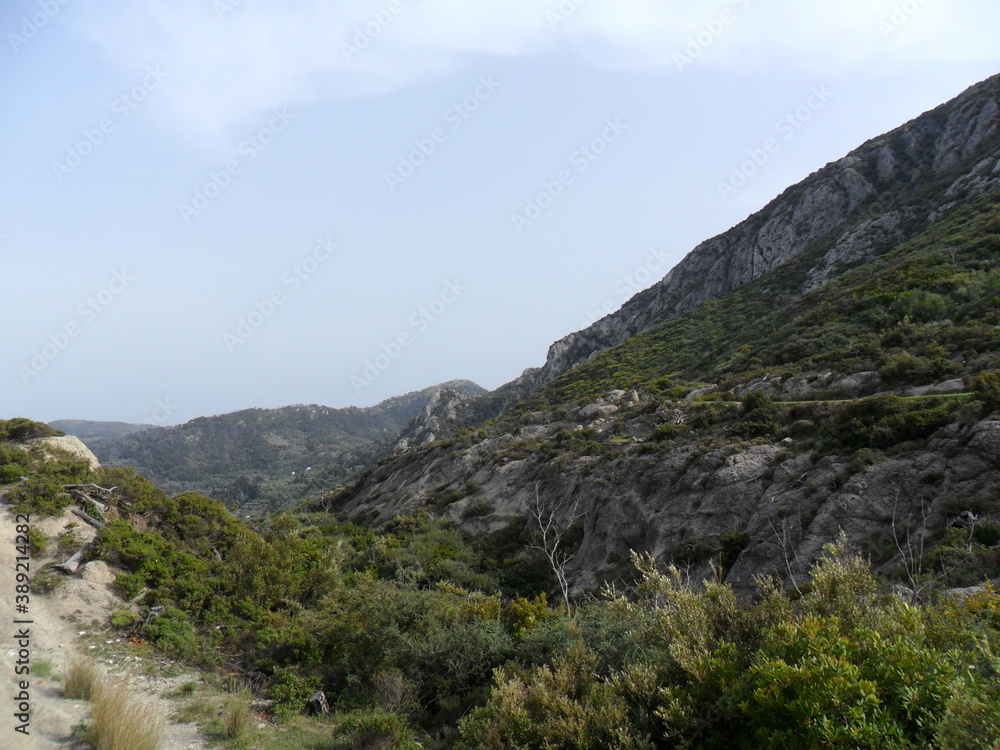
xmin=523 ymin=483 xmax=584 ymax=616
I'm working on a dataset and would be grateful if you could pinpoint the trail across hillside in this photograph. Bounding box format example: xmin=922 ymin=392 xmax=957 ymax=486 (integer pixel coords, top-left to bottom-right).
xmin=0 ymin=503 xmax=88 ymax=748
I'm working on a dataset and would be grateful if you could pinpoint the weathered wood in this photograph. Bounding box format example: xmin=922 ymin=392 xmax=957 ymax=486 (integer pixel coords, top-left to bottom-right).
xmin=55 ymin=544 xmax=93 ymax=574
xmin=64 ymin=483 xmax=116 ymax=498
xmin=142 ymin=606 xmax=165 ymax=627
xmin=70 ymin=507 xmax=106 ymax=529
xmin=307 ymin=690 xmax=330 ymax=715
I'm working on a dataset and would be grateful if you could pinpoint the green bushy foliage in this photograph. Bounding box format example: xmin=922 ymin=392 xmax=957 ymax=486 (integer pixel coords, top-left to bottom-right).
xmin=971 ymin=369 xmax=1000 ymax=413
xmin=141 ymin=606 xmax=201 ymax=661
xmin=460 ymin=541 xmax=994 ymax=749
xmin=269 ymin=666 xmax=322 ymax=721
xmin=0 ymin=418 xmax=62 ymax=442
xmin=329 ymin=710 xmax=423 ymax=750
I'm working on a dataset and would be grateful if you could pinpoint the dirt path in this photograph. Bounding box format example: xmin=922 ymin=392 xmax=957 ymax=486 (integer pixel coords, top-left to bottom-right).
xmin=0 ymin=504 xmax=89 ymax=748
xmin=0 ymin=502 xmax=210 ymax=749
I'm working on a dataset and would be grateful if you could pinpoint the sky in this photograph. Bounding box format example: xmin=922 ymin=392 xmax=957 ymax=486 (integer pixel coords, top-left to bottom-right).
xmin=1 ymin=0 xmax=998 ymax=426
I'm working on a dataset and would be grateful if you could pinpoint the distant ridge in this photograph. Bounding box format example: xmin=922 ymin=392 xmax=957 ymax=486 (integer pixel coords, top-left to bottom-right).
xmin=92 ymin=380 xmax=485 ymax=513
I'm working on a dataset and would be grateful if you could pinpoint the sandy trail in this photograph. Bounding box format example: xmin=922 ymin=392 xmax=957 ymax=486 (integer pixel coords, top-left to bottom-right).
xmin=0 ymin=504 xmax=89 ymax=748
xmin=0 ymin=501 xmax=209 ymax=749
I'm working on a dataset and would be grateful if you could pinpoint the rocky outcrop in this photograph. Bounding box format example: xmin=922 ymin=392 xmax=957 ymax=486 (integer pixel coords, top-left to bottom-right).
xmin=27 ymin=435 xmax=101 ymax=471
xmin=395 ymin=387 xmax=483 ymax=450
xmin=523 ymin=74 xmax=1000 ymax=392
xmin=331 ymin=391 xmax=1000 ymax=597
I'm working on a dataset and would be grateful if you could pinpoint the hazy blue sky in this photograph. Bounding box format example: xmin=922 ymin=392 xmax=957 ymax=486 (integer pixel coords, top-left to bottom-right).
xmin=2 ymin=0 xmax=998 ymax=425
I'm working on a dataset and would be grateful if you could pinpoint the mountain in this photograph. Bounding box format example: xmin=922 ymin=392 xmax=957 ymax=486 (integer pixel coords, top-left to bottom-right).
xmin=48 ymin=420 xmax=153 ymax=451
xmin=318 ymin=74 xmax=1000 ymax=596
xmin=10 ymin=76 xmax=1000 ymax=750
xmin=369 ymin=74 xmax=1000 ymax=446
xmin=94 ymin=380 xmax=485 ymax=513
xmin=522 ymin=72 xmax=1000 ymax=392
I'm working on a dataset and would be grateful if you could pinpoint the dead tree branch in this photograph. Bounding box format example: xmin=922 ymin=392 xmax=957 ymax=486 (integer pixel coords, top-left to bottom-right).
xmin=770 ymin=517 xmax=804 ymax=597
xmin=70 ymin=507 xmax=106 ymax=529
xmin=524 ymin=482 xmax=585 ymax=616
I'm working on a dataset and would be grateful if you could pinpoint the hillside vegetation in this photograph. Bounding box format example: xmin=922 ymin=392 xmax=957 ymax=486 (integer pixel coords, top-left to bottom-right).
xmin=9 ymin=75 xmax=1000 ymax=749
xmin=5 ymin=418 xmax=1000 ymax=748
xmin=93 ymin=381 xmax=484 ymax=513
xmin=532 ymin=192 xmax=1000 ymax=406
xmin=322 ymin=192 xmax=1000 ymax=603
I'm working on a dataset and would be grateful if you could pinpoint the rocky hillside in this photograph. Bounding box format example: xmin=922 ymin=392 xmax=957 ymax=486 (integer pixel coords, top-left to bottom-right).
xmin=95 ymin=380 xmax=484 ymax=513
xmin=523 ymin=72 xmax=1000 ymax=392
xmin=321 ymin=100 xmax=1000 ymax=598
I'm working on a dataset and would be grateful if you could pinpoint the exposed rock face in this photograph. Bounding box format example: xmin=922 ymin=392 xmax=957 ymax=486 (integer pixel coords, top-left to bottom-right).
xmin=333 ymin=398 xmax=1000 ymax=597
xmin=524 ymin=74 xmax=1000 ymax=392
xmin=395 ymin=387 xmax=483 ymax=451
xmin=323 ymin=78 xmax=1000 ymax=599
xmin=27 ymin=435 xmax=101 ymax=471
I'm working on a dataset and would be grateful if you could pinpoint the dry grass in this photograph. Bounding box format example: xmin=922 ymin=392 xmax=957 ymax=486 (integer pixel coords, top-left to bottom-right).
xmin=64 ymin=658 xmax=99 ymax=700
xmin=222 ymin=687 xmax=253 ymax=740
xmin=90 ymin=678 xmax=164 ymax=750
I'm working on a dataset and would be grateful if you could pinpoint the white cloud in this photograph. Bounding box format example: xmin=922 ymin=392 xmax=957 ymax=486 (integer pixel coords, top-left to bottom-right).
xmin=72 ymin=0 xmax=1000 ymax=141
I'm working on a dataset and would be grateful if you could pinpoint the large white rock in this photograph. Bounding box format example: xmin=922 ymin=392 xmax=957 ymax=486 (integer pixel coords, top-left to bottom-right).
xmin=26 ymin=436 xmax=101 ymax=471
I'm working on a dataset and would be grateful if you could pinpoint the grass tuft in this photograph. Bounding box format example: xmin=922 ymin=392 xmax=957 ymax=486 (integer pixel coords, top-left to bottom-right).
xmin=90 ymin=678 xmax=164 ymax=750
xmin=64 ymin=659 xmax=99 ymax=700
xmin=222 ymin=687 xmax=253 ymax=740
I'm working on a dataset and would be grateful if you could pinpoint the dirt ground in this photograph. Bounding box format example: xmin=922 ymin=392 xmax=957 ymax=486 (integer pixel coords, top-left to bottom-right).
xmin=0 ymin=502 xmax=209 ymax=749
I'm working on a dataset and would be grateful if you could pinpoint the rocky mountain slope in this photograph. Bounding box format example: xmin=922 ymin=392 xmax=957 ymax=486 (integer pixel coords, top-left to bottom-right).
xmin=94 ymin=380 xmax=484 ymax=513
xmin=320 ymin=77 xmax=1000 ymax=598
xmin=522 ymin=72 xmax=1000 ymax=392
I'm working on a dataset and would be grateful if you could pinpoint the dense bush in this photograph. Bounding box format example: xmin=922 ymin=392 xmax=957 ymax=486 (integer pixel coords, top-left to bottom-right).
xmin=458 ymin=540 xmax=1000 ymax=749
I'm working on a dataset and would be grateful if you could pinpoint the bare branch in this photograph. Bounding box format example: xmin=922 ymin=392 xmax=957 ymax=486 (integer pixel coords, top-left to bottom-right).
xmin=524 ymin=482 xmax=585 ymax=616
xmin=769 ymin=518 xmax=804 ymax=597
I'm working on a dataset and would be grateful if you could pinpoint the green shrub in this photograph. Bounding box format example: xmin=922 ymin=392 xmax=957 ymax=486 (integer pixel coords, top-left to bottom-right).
xmin=329 ymin=710 xmax=422 ymax=750
xmin=0 ymin=418 xmax=62 ymax=441
xmin=268 ymin=666 xmax=321 ymax=721
xmin=720 ymin=527 xmax=750 ymax=572
xmin=971 ymin=370 xmax=1000 ymax=413
xmin=141 ymin=606 xmax=200 ymax=661
xmin=27 ymin=526 xmax=48 ymax=555
xmin=0 ymin=462 xmax=27 ymax=483
xmin=110 ymin=609 xmax=140 ymax=628
xmin=6 ymin=476 xmax=75 ymax=517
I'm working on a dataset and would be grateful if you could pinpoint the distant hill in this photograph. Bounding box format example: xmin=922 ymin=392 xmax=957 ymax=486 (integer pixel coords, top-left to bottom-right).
xmin=93 ymin=381 xmax=485 ymax=513
xmin=48 ymin=420 xmax=154 ymax=450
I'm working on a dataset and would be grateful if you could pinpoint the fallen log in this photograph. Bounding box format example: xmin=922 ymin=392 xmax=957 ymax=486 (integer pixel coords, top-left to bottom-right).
xmin=71 ymin=507 xmax=106 ymax=529
xmin=55 ymin=544 xmax=93 ymax=574
xmin=64 ymin=483 xmax=116 ymax=498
